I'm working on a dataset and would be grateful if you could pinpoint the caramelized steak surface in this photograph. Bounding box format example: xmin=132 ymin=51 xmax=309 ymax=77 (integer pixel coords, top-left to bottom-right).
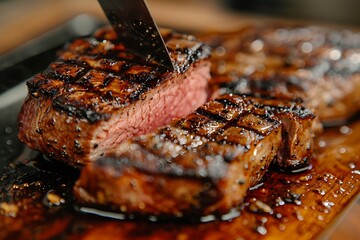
xmin=202 ymin=26 xmax=360 ymax=126
xmin=18 ymin=27 xmax=211 ymax=167
xmin=74 ymin=93 xmax=317 ymax=217
xmin=246 ymin=93 xmax=320 ymax=169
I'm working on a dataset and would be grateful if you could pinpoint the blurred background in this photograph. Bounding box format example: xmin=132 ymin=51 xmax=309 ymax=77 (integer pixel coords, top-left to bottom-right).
xmin=226 ymin=0 xmax=360 ymax=25
xmin=1 ymin=0 xmax=360 ymax=55
xmin=0 ymin=0 xmax=359 ymax=239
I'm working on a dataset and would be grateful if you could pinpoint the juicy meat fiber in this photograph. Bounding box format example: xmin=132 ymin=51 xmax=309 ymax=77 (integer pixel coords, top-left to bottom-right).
xmin=18 ymin=27 xmax=211 ymax=167
xmin=74 ymin=93 xmax=317 ymax=217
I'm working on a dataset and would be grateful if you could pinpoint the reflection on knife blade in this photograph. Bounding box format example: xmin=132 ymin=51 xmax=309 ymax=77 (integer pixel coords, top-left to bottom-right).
xmin=98 ymin=0 xmax=175 ymax=71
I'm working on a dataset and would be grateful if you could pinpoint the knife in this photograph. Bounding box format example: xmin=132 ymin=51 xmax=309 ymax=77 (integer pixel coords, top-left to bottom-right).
xmin=98 ymin=0 xmax=175 ymax=71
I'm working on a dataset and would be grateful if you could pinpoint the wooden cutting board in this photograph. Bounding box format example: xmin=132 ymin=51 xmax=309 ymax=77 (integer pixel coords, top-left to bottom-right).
xmin=0 ymin=117 xmax=359 ymax=239
xmin=0 ymin=1 xmax=359 ymax=239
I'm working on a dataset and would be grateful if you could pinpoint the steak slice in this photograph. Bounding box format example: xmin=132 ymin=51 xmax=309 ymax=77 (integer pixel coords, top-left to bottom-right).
xmin=74 ymin=93 xmax=317 ymax=217
xmin=18 ymin=27 xmax=211 ymax=167
xmin=202 ymin=26 xmax=360 ymax=126
xmin=241 ymin=93 xmax=320 ymax=169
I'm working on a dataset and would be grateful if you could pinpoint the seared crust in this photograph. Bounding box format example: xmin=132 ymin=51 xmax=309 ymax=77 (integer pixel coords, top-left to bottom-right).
xmin=233 ymin=93 xmax=318 ymax=169
xmin=27 ymin=28 xmax=210 ymax=122
xmin=18 ymin=27 xmax=211 ymax=167
xmin=74 ymin=93 xmax=318 ymax=217
xmin=201 ymin=26 xmax=360 ymax=126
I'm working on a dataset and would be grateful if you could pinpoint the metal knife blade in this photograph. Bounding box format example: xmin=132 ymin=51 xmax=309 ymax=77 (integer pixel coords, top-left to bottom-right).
xmin=98 ymin=0 xmax=175 ymax=71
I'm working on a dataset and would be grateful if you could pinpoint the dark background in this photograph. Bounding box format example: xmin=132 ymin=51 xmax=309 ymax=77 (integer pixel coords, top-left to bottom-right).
xmin=225 ymin=0 xmax=360 ymax=25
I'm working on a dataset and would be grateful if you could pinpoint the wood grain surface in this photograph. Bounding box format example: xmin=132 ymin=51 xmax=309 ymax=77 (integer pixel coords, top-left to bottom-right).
xmin=0 ymin=113 xmax=359 ymax=240
xmin=0 ymin=1 xmax=359 ymax=239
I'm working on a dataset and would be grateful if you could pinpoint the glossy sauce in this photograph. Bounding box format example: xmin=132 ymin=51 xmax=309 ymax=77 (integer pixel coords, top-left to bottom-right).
xmin=0 ymin=120 xmax=359 ymax=239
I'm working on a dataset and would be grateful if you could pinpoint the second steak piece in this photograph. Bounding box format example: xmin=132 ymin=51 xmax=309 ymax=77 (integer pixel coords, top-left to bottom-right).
xmin=74 ymin=94 xmax=287 ymax=217
xmin=17 ymin=27 xmax=211 ymax=167
xmin=202 ymin=26 xmax=360 ymax=126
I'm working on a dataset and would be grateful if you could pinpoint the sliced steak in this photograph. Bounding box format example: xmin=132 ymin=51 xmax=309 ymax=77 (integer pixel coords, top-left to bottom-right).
xmin=201 ymin=26 xmax=360 ymax=126
xmin=242 ymin=93 xmax=320 ymax=169
xmin=18 ymin=27 xmax=211 ymax=167
xmin=74 ymin=93 xmax=317 ymax=217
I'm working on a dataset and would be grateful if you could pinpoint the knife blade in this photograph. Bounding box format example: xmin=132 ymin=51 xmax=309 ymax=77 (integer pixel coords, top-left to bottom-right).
xmin=98 ymin=0 xmax=175 ymax=71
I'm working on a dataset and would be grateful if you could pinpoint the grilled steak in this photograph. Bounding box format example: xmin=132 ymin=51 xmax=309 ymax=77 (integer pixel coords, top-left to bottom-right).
xmin=18 ymin=27 xmax=211 ymax=167
xmin=201 ymin=26 xmax=360 ymax=126
xmin=74 ymin=93 xmax=317 ymax=217
xmin=246 ymin=93 xmax=320 ymax=169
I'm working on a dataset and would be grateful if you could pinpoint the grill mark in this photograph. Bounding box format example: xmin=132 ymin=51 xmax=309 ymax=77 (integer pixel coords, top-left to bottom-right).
xmin=44 ymin=62 xmax=89 ymax=83
xmin=207 ymin=105 xmax=280 ymax=148
xmin=213 ymin=128 xmax=257 ymax=149
xmin=183 ymin=102 xmax=275 ymax=146
xmin=63 ymin=45 xmax=164 ymax=68
xmin=241 ymin=93 xmax=306 ymax=112
xmin=91 ymin=67 xmax=135 ymax=82
xmin=77 ymin=72 xmax=127 ymax=91
xmin=215 ymin=97 xmax=243 ymax=109
xmin=61 ymin=54 xmax=134 ymax=76
xmin=228 ymin=112 xmax=271 ymax=136
xmin=215 ymin=135 xmax=262 ymax=148
xmin=104 ymin=51 xmax=135 ymax=62
xmin=61 ymin=59 xmax=91 ymax=69
xmin=123 ymin=72 xmax=160 ymax=86
xmin=252 ymin=102 xmax=315 ymax=119
xmin=105 ymin=50 xmax=166 ymax=69
xmin=176 ymin=123 xmax=220 ymax=140
xmin=65 ymin=47 xmax=168 ymax=72
xmin=234 ymin=125 xmax=269 ymax=137
xmin=101 ymin=76 xmax=114 ymax=88
xmin=28 ymin=29 xmax=211 ymax=124
xmin=195 ymin=108 xmax=228 ymax=123
xmin=44 ymin=71 xmax=82 ymax=83
xmin=47 ymin=58 xmax=154 ymax=105
xmin=180 ymin=95 xmax=276 ymax=142
xmin=252 ymin=111 xmax=280 ymax=125
xmin=42 ymin=62 xmax=152 ymax=115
